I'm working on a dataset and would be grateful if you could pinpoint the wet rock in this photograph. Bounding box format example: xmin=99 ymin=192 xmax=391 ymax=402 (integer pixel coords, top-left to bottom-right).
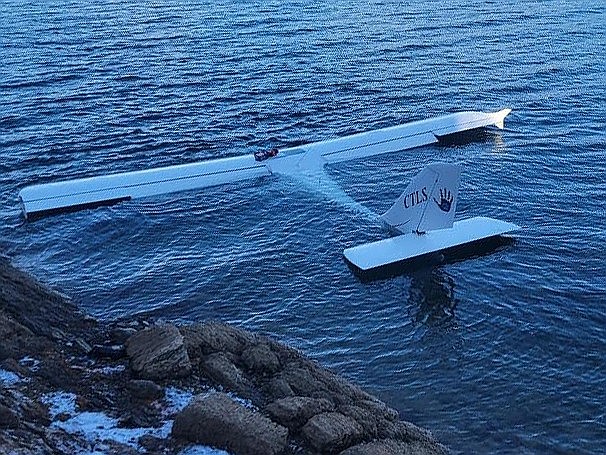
xmin=127 ymin=379 xmax=164 ymax=401
xmin=266 ymin=396 xmax=335 ymax=431
xmin=241 ymin=342 xmax=281 ymax=375
xmin=125 ymin=324 xmax=191 ymax=380
xmin=302 ymin=412 xmax=365 ymax=453
xmin=172 ymin=391 xmax=288 ymax=455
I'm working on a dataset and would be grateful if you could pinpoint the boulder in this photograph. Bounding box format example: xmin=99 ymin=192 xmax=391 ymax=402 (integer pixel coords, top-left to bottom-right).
xmin=379 ymin=420 xmax=441 ymax=447
xmin=241 ymin=342 xmax=281 ymax=375
xmin=90 ymin=344 xmax=126 ymax=360
xmin=338 ymin=405 xmax=383 ymax=439
xmin=201 ymin=352 xmax=255 ymax=398
xmin=125 ymin=324 xmax=191 ymax=380
xmin=279 ymin=363 xmax=326 ymax=397
xmin=358 ymin=399 xmax=400 ymax=422
xmin=172 ymin=392 xmax=288 ymax=455
xmin=302 ymin=412 xmax=365 ymax=453
xmin=263 ymin=376 xmax=295 ymax=400
xmin=266 ymin=396 xmax=334 ymax=431
xmin=180 ymin=322 xmax=257 ymax=358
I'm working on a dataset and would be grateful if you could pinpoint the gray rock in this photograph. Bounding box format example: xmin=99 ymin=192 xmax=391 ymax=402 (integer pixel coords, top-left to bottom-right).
xmin=264 ymin=376 xmax=295 ymax=400
xmin=0 ymin=258 xmax=94 ymax=340
xmin=172 ymin=392 xmax=288 ymax=455
xmin=302 ymin=412 xmax=365 ymax=453
xmin=138 ymin=434 xmax=165 ymax=452
xmin=125 ymin=324 xmax=191 ymax=380
xmin=0 ymin=312 xmax=43 ymax=361
xmin=380 ymin=420 xmax=443 ymax=449
xmin=359 ymin=399 xmax=400 ymax=422
xmin=201 ymin=352 xmax=255 ymax=398
xmin=280 ymin=363 xmax=325 ymax=397
xmin=241 ymin=342 xmax=281 ymax=375
xmin=127 ymin=379 xmax=164 ymax=401
xmin=180 ymin=321 xmax=257 ymax=358
xmin=90 ymin=344 xmax=126 ymax=360
xmin=109 ymin=326 xmax=138 ymax=344
xmin=266 ymin=396 xmax=335 ymax=431
xmin=338 ymin=404 xmax=383 ymax=439
xmin=74 ymin=338 xmax=92 ymax=354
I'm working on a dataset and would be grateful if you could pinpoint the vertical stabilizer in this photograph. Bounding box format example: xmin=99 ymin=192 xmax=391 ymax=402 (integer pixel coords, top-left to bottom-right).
xmin=493 ymin=108 xmax=511 ymax=129
xmin=381 ymin=163 xmax=461 ymax=234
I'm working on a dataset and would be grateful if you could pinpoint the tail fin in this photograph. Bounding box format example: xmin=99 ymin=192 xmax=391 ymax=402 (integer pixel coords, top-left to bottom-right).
xmin=381 ymin=163 xmax=461 ymax=234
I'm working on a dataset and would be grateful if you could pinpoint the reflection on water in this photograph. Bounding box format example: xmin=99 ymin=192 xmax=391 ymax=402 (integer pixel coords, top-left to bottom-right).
xmin=408 ymin=267 xmax=457 ymax=327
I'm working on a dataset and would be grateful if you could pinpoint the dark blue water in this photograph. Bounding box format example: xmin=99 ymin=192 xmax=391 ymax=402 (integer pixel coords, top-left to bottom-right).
xmin=2 ymin=0 xmax=605 ymax=452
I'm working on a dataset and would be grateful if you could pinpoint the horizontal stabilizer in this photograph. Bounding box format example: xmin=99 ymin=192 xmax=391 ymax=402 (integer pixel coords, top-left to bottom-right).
xmin=343 ymin=217 xmax=519 ymax=271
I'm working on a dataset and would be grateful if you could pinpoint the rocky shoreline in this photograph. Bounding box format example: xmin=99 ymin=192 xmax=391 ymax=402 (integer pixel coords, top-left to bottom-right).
xmin=0 ymin=257 xmax=447 ymax=454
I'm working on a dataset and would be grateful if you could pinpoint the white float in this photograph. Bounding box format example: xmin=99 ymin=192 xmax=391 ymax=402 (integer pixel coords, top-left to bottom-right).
xmin=343 ymin=217 xmax=519 ymax=271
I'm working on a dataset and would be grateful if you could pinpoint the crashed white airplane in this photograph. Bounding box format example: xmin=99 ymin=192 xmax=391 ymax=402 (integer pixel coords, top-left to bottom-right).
xmin=343 ymin=162 xmax=519 ymax=272
xmin=18 ymin=109 xmax=518 ymax=271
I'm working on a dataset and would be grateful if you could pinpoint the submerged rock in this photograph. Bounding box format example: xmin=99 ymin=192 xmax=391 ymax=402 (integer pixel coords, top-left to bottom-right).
xmin=172 ymin=391 xmax=288 ymax=455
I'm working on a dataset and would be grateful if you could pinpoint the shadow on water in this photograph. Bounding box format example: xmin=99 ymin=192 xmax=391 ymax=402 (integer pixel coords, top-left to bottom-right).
xmin=435 ymin=128 xmax=504 ymax=147
xmin=348 ymin=236 xmax=515 ymax=328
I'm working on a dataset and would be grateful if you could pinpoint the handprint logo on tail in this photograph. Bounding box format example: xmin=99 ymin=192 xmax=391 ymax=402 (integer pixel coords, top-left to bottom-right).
xmin=434 ymin=188 xmax=453 ymax=213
